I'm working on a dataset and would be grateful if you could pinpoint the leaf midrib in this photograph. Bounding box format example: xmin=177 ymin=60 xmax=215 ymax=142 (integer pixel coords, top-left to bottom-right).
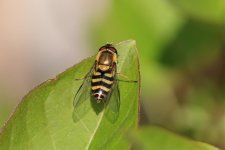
xmin=85 ymin=111 xmax=104 ymax=150
xmin=84 ymin=41 xmax=136 ymax=149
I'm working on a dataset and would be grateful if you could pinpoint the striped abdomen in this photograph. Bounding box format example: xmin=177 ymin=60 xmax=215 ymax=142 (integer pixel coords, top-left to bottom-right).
xmin=91 ymin=71 xmax=114 ymax=101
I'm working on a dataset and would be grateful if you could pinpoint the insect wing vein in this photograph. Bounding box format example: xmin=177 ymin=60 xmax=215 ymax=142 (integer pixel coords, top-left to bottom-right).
xmin=73 ymin=64 xmax=95 ymax=122
xmin=105 ymin=79 xmax=120 ymax=123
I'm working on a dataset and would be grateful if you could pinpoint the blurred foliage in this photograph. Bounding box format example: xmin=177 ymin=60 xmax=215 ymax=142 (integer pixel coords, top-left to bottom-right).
xmin=172 ymin=0 xmax=225 ymax=24
xmin=91 ymin=0 xmax=225 ymax=149
xmin=128 ymin=126 xmax=219 ymax=150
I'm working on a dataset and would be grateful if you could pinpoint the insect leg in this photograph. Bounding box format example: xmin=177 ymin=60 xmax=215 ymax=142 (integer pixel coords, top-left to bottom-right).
xmin=117 ymin=72 xmax=137 ymax=82
xmin=117 ymin=79 xmax=137 ymax=83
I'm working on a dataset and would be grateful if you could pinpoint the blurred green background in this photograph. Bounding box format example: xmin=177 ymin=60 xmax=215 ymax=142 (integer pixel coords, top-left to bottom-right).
xmin=0 ymin=0 xmax=225 ymax=149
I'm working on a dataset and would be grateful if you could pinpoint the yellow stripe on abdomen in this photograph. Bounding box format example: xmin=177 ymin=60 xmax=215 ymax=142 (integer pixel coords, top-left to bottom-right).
xmin=91 ymin=85 xmax=110 ymax=92
xmin=92 ymin=78 xmax=113 ymax=85
xmin=104 ymin=73 xmax=113 ymax=77
xmin=93 ymin=71 xmax=101 ymax=76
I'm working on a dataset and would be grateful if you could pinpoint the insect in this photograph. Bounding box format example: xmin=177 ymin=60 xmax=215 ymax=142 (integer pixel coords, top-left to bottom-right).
xmin=73 ymin=44 xmax=134 ymax=122
xmin=91 ymin=44 xmax=118 ymax=102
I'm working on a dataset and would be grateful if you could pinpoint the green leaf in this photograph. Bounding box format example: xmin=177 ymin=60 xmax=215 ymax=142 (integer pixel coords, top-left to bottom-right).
xmin=128 ymin=126 xmax=219 ymax=150
xmin=0 ymin=40 xmax=140 ymax=150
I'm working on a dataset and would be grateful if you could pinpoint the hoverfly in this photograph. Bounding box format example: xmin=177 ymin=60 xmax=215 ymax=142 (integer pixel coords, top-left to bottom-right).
xmin=73 ymin=44 xmax=135 ymax=123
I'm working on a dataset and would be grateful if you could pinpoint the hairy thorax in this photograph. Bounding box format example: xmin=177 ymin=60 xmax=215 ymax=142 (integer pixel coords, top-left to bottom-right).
xmin=98 ymin=51 xmax=113 ymax=71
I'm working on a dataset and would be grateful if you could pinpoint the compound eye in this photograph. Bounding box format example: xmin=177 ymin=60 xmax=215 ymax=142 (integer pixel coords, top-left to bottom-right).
xmin=99 ymin=44 xmax=117 ymax=54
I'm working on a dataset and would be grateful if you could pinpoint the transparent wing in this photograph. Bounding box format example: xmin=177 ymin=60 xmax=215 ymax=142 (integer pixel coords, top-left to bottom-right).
xmin=73 ymin=65 xmax=94 ymax=122
xmin=105 ymin=79 xmax=120 ymax=123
